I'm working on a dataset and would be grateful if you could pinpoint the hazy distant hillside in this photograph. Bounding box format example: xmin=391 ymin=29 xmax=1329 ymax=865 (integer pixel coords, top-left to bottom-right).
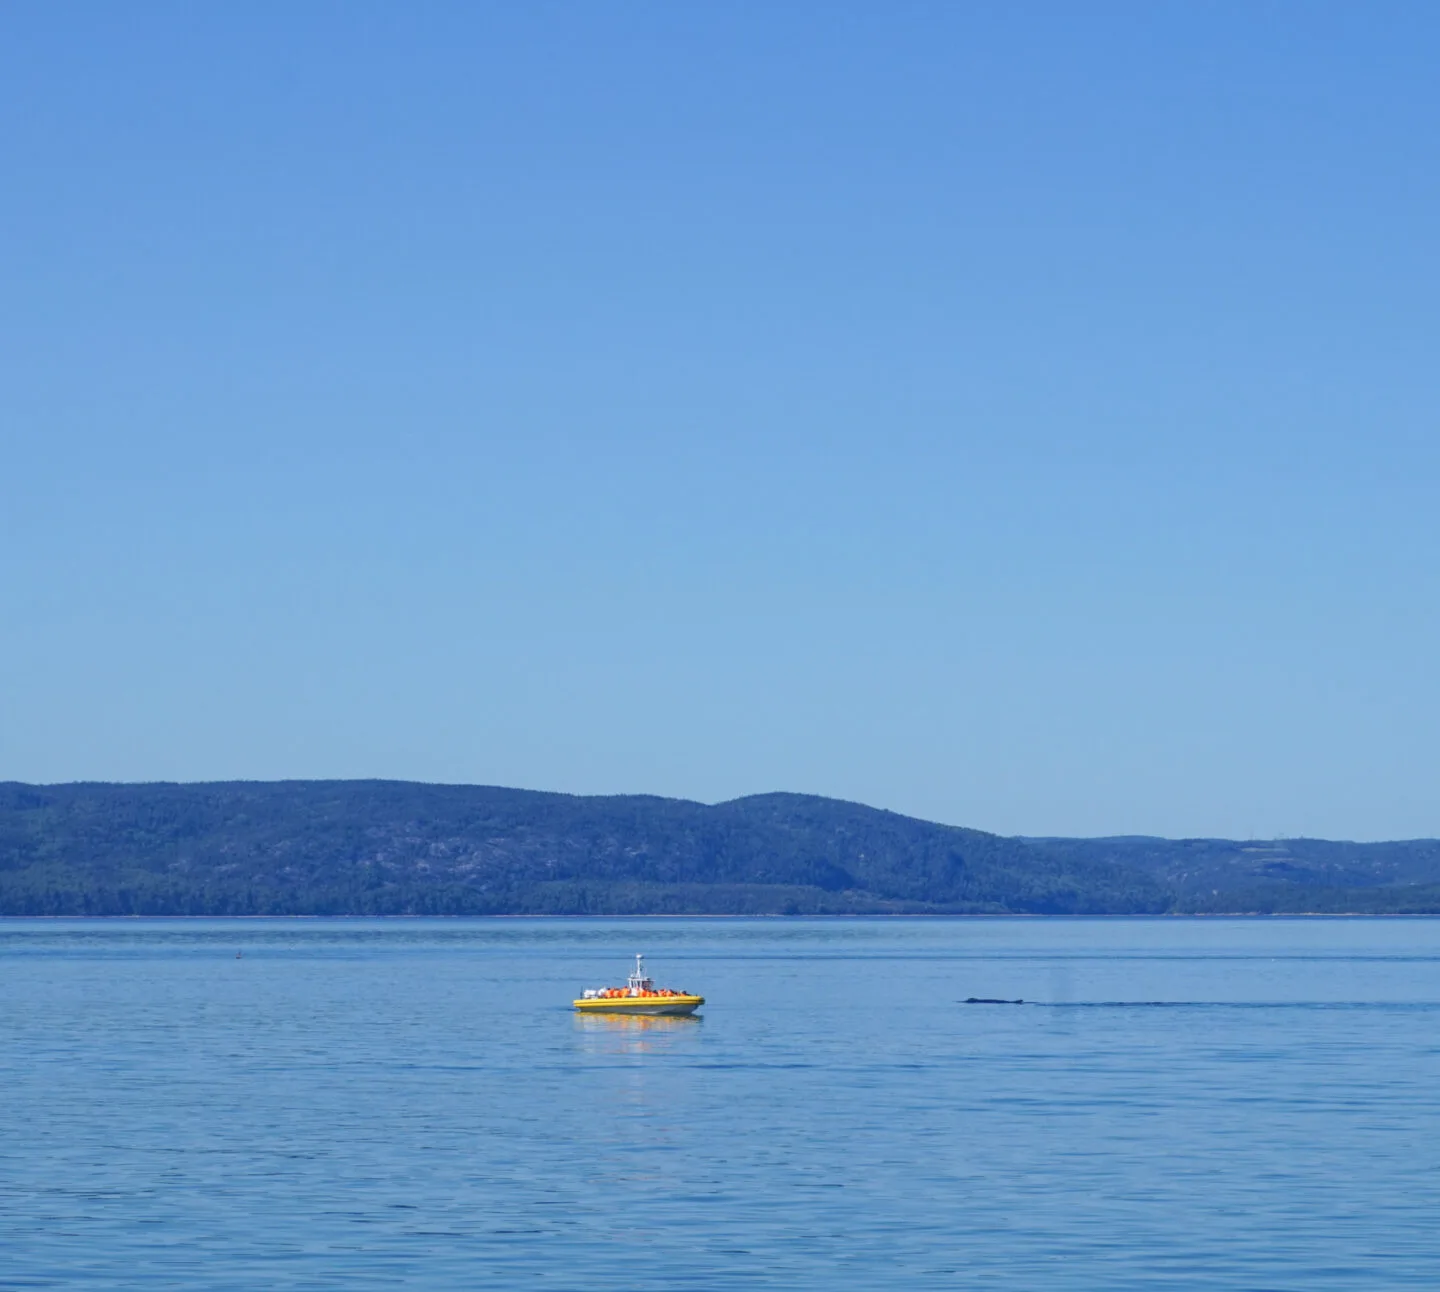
xmin=0 ymin=781 xmax=1165 ymax=916
xmin=2 ymin=782 xmax=1436 ymax=916
xmin=1024 ymin=835 xmax=1440 ymax=913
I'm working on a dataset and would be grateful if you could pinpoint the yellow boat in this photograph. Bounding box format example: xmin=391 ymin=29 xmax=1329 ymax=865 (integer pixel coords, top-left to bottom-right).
xmin=573 ymin=954 xmax=704 ymax=1016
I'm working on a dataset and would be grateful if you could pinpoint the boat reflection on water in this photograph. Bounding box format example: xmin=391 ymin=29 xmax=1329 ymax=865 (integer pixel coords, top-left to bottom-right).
xmin=574 ymin=1012 xmax=702 ymax=1033
xmin=572 ymin=1010 xmax=703 ymax=1055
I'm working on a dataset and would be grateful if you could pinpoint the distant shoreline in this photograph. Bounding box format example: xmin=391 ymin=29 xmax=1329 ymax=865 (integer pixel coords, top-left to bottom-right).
xmin=5 ymin=780 xmax=1437 ymax=918
xmin=5 ymin=912 xmax=1439 ymax=920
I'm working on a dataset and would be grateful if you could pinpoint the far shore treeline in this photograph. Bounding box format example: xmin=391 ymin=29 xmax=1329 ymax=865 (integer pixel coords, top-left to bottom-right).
xmin=2 ymin=781 xmax=1438 ymax=917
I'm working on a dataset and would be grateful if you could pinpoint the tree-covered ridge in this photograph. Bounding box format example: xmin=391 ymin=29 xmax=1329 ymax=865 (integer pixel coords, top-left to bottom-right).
xmin=0 ymin=781 xmax=1162 ymax=915
xmin=1 ymin=781 xmax=1436 ymax=916
xmin=1021 ymin=835 xmax=1440 ymax=912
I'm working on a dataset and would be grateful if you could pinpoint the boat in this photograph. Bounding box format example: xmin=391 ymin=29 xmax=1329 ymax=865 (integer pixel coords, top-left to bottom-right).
xmin=573 ymin=954 xmax=704 ymax=1016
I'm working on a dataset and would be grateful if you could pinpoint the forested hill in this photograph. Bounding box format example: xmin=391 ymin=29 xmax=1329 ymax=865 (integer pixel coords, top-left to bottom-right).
xmin=1 ymin=781 xmax=1436 ymax=916
xmin=1022 ymin=835 xmax=1440 ymax=914
xmin=0 ymin=780 xmax=1161 ymax=915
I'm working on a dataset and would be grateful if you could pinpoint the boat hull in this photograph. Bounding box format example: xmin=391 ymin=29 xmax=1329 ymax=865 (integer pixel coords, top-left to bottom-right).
xmin=573 ymin=996 xmax=703 ymax=1016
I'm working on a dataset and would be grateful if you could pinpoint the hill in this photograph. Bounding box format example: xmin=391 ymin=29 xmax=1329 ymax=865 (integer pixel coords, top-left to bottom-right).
xmin=1022 ymin=835 xmax=1440 ymax=914
xmin=0 ymin=780 xmax=1164 ymax=916
xmin=2 ymin=781 xmax=1436 ymax=916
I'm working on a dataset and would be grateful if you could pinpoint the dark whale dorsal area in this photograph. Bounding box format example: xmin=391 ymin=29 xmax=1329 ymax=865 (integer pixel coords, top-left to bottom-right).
xmin=0 ymin=781 xmax=1436 ymax=916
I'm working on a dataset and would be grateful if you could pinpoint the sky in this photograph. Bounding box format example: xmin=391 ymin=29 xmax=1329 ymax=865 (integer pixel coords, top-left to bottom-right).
xmin=2 ymin=3 xmax=1438 ymax=839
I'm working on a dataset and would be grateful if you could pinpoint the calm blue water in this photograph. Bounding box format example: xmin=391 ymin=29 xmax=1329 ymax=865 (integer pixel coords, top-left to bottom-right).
xmin=4 ymin=917 xmax=1440 ymax=1289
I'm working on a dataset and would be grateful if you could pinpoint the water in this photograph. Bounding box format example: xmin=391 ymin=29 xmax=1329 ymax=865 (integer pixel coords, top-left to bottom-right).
xmin=3 ymin=917 xmax=1440 ymax=1289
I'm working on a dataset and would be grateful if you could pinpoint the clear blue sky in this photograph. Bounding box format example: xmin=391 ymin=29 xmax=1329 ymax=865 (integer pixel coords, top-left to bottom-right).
xmin=3 ymin=3 xmax=1437 ymax=839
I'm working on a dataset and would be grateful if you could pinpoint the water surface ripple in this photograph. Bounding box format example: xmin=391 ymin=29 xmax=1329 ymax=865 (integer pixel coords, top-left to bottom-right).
xmin=3 ymin=917 xmax=1438 ymax=1289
